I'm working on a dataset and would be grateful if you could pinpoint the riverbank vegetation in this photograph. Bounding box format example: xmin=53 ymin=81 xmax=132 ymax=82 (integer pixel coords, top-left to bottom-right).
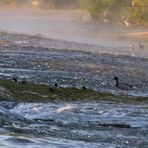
xmin=79 ymin=0 xmax=148 ymax=26
xmin=0 ymin=0 xmax=148 ymax=26
xmin=0 ymin=79 xmax=147 ymax=103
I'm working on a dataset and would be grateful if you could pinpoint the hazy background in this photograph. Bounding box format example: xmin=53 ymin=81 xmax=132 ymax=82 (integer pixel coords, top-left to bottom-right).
xmin=0 ymin=0 xmax=79 ymax=9
xmin=0 ymin=0 xmax=148 ymax=49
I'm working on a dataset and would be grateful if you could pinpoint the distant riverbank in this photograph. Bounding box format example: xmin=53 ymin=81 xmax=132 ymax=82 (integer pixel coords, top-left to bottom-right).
xmin=0 ymin=9 xmax=148 ymax=57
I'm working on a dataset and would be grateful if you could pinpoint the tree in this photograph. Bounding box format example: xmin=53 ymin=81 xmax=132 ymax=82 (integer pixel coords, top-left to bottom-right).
xmin=41 ymin=0 xmax=78 ymax=9
xmin=129 ymin=0 xmax=148 ymax=26
xmin=79 ymin=0 xmax=148 ymax=26
xmin=79 ymin=0 xmax=111 ymax=20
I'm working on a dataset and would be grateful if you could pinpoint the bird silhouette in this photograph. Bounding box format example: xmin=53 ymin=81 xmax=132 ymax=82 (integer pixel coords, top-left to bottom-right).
xmin=13 ymin=77 xmax=17 ymax=82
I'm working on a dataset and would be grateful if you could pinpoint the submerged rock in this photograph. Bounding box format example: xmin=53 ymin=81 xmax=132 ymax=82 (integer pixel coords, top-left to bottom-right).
xmin=56 ymin=105 xmax=77 ymax=113
xmin=98 ymin=123 xmax=132 ymax=128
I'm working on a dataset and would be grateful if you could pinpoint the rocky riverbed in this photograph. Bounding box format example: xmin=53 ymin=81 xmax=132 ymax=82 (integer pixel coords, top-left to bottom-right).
xmin=0 ymin=32 xmax=148 ymax=148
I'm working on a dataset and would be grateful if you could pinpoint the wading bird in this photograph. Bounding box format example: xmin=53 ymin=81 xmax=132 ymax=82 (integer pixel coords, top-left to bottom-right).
xmin=112 ymin=76 xmax=133 ymax=95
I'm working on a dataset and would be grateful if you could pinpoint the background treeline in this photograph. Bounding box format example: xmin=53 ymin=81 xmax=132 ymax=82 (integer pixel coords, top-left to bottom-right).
xmin=40 ymin=0 xmax=78 ymax=9
xmin=79 ymin=0 xmax=148 ymax=26
xmin=0 ymin=0 xmax=148 ymax=26
xmin=0 ymin=0 xmax=79 ymax=9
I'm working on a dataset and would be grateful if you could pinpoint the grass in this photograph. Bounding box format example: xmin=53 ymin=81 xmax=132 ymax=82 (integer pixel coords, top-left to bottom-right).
xmin=0 ymin=79 xmax=147 ymax=103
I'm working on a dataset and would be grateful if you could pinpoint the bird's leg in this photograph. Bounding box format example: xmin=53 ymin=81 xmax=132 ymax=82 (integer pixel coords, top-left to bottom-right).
xmin=119 ymin=90 xmax=122 ymax=95
xmin=116 ymin=89 xmax=121 ymax=95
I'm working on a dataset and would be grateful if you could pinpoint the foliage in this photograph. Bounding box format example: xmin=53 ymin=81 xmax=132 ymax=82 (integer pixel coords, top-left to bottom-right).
xmin=41 ymin=0 xmax=78 ymax=8
xmin=0 ymin=0 xmax=148 ymax=25
xmin=79 ymin=0 xmax=148 ymax=26
xmin=79 ymin=0 xmax=110 ymax=20
xmin=129 ymin=0 xmax=148 ymax=26
xmin=0 ymin=0 xmax=79 ymax=9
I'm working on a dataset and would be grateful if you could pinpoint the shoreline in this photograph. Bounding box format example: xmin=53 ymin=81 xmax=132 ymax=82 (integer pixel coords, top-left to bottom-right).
xmin=0 ymin=31 xmax=148 ymax=98
xmin=0 ymin=79 xmax=147 ymax=103
xmin=0 ymin=31 xmax=148 ymax=58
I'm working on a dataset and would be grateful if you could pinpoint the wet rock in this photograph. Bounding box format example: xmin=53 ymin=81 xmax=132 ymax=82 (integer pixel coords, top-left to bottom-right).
xmin=34 ymin=118 xmax=55 ymax=123
xmin=97 ymin=123 xmax=132 ymax=128
xmin=56 ymin=105 xmax=77 ymax=113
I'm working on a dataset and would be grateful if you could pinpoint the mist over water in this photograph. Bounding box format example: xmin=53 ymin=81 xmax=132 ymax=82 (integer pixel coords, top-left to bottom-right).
xmin=0 ymin=8 xmax=148 ymax=56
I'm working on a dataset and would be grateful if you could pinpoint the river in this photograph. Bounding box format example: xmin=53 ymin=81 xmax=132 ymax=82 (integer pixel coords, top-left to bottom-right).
xmin=0 ymin=101 xmax=148 ymax=147
xmin=0 ymin=9 xmax=148 ymax=148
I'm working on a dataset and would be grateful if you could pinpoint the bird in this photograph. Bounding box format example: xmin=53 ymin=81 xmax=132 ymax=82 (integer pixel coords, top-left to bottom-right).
xmin=112 ymin=76 xmax=133 ymax=94
xmin=54 ymin=83 xmax=58 ymax=87
xmin=48 ymin=83 xmax=58 ymax=93
xmin=138 ymin=43 xmax=144 ymax=49
xmin=82 ymin=86 xmax=87 ymax=90
xmin=12 ymin=77 xmax=17 ymax=82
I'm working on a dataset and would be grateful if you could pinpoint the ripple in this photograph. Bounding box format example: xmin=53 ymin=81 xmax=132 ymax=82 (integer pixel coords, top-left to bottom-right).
xmin=0 ymin=101 xmax=147 ymax=147
xmin=0 ymin=47 xmax=148 ymax=97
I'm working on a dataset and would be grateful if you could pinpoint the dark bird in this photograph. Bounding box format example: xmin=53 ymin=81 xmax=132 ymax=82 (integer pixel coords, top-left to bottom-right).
xmin=13 ymin=77 xmax=17 ymax=82
xmin=82 ymin=86 xmax=87 ymax=90
xmin=54 ymin=83 xmax=58 ymax=87
xmin=112 ymin=76 xmax=132 ymax=94
xmin=48 ymin=83 xmax=58 ymax=93
xmin=138 ymin=43 xmax=144 ymax=49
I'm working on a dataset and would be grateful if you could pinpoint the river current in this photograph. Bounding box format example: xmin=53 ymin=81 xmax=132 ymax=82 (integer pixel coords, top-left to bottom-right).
xmin=0 ymin=9 xmax=148 ymax=148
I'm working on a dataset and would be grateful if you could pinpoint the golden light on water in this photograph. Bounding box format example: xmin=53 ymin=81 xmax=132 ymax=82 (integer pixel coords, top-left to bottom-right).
xmin=32 ymin=1 xmax=40 ymax=7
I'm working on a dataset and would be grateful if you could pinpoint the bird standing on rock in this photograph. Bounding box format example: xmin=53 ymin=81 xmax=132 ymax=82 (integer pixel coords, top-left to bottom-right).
xmin=112 ymin=76 xmax=133 ymax=95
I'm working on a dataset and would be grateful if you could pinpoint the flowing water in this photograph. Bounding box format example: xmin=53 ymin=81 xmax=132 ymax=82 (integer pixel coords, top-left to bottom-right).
xmin=0 ymin=9 xmax=148 ymax=147
xmin=0 ymin=101 xmax=148 ymax=147
xmin=0 ymin=46 xmax=147 ymax=97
